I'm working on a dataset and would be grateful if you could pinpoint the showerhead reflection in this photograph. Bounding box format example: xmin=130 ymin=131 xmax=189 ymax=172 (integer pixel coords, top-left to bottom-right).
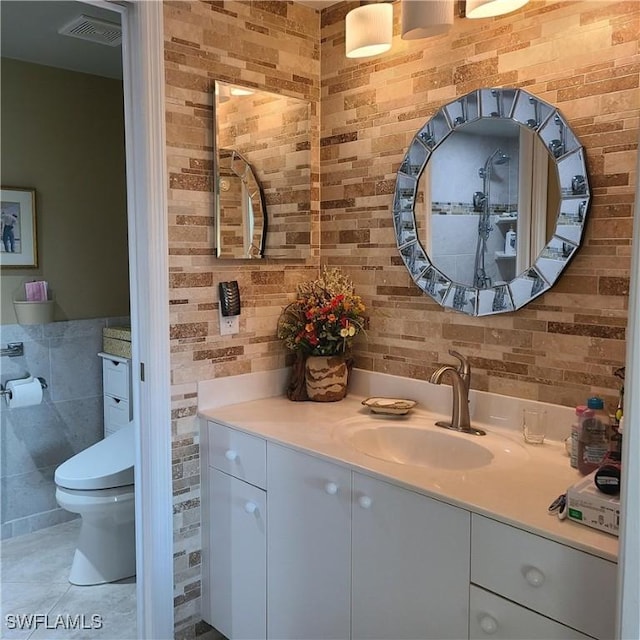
xmin=478 ymin=148 xmax=510 ymax=179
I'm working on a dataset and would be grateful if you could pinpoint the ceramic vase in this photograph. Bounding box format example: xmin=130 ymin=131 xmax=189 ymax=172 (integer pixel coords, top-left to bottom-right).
xmin=286 ymin=351 xmax=308 ymax=402
xmin=305 ymin=355 xmax=349 ymax=402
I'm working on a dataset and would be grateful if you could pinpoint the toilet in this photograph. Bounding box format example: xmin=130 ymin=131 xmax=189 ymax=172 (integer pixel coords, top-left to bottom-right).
xmin=54 ymin=422 xmax=136 ymax=586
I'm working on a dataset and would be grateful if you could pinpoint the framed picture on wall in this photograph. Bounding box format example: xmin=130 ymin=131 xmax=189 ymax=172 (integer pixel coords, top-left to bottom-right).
xmin=1 ymin=187 xmax=37 ymax=268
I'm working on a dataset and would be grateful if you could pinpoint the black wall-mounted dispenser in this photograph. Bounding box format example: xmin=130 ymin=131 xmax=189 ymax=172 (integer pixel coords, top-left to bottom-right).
xmin=219 ymin=281 xmax=241 ymax=317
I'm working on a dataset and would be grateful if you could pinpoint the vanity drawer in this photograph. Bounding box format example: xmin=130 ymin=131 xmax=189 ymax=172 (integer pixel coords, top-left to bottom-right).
xmin=471 ymin=514 xmax=616 ymax=640
xmin=208 ymin=422 xmax=266 ymax=489
xmin=102 ymin=357 xmax=130 ymax=401
xmin=470 ymin=585 xmax=591 ymax=640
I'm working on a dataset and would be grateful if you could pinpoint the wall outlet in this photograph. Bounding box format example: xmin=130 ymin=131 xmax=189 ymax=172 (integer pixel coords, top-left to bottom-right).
xmin=219 ymin=309 xmax=239 ymax=336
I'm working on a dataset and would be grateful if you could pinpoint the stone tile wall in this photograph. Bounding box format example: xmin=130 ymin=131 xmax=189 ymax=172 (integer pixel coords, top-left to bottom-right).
xmin=163 ymin=1 xmax=320 ymax=633
xmin=165 ymin=1 xmax=638 ymax=635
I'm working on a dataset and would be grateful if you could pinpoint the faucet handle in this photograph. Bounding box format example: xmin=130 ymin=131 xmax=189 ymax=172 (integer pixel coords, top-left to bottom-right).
xmin=448 ymin=350 xmax=470 ymax=389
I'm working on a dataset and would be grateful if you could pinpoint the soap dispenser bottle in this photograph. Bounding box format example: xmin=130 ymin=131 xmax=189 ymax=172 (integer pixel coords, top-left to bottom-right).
xmin=504 ymin=226 xmax=516 ymax=255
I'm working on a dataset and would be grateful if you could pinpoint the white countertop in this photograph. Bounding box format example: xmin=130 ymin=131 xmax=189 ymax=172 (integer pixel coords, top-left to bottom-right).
xmin=199 ymin=390 xmax=619 ymax=563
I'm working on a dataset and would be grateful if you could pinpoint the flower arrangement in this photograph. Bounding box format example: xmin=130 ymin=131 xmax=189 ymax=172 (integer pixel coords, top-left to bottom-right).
xmin=278 ymin=267 xmax=366 ymax=357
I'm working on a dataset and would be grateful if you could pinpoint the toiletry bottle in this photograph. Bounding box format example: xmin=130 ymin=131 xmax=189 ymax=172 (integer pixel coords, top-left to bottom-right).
xmin=505 ymin=226 xmax=516 ymax=255
xmin=570 ymin=405 xmax=587 ymax=469
xmin=596 ymin=415 xmax=623 ymax=495
xmin=577 ymin=397 xmax=609 ymax=475
xmin=611 ymin=383 xmax=624 ymax=453
xmin=609 ymin=422 xmax=622 ymax=456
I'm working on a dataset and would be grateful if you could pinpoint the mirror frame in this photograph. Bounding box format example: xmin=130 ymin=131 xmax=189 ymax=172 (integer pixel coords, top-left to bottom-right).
xmin=215 ymin=148 xmax=267 ymax=259
xmin=393 ymin=88 xmax=590 ymax=316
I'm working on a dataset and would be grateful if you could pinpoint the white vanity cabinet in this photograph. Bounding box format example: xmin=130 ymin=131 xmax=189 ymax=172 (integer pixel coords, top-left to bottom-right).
xmin=203 ymin=422 xmax=267 ymax=640
xmin=202 ymin=420 xmax=616 ymax=640
xmin=267 ymin=443 xmax=352 ymax=640
xmin=99 ymin=352 xmax=131 ymax=436
xmin=352 ymin=473 xmax=470 ymax=640
xmin=470 ymin=514 xmax=616 ymax=640
xmin=267 ymin=442 xmax=470 ymax=640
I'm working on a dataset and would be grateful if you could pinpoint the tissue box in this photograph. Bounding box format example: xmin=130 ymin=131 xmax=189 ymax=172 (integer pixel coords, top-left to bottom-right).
xmin=102 ymin=326 xmax=132 ymax=358
xmin=566 ymin=472 xmax=620 ymax=536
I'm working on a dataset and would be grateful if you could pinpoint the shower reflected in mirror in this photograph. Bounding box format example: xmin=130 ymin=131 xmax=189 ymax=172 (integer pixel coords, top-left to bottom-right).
xmin=474 ymin=148 xmax=511 ymax=289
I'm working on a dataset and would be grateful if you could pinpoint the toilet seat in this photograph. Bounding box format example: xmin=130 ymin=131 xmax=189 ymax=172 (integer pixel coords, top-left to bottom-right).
xmin=55 ymin=422 xmax=135 ymax=490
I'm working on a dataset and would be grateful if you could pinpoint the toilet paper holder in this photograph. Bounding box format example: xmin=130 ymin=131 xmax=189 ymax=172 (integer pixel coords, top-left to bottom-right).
xmin=1 ymin=342 xmax=24 ymax=358
xmin=0 ymin=375 xmax=48 ymax=400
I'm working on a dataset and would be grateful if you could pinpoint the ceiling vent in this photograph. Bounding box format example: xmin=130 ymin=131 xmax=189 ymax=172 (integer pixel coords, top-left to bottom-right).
xmin=58 ymin=15 xmax=122 ymax=47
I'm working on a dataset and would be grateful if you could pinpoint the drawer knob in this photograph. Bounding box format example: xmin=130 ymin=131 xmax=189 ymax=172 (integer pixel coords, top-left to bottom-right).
xmin=244 ymin=501 xmax=257 ymax=514
xmin=358 ymin=495 xmax=372 ymax=509
xmin=524 ymin=566 xmax=545 ymax=587
xmin=225 ymin=449 xmax=238 ymax=462
xmin=324 ymin=482 xmax=338 ymax=495
xmin=479 ymin=614 xmax=498 ymax=634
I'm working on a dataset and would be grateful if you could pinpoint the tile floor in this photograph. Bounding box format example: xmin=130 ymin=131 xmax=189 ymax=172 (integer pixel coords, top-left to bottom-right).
xmin=1 ymin=520 xmax=137 ymax=640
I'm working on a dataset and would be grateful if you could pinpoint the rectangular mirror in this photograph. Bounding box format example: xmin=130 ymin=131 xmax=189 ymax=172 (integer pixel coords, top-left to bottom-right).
xmin=213 ymin=80 xmax=312 ymax=259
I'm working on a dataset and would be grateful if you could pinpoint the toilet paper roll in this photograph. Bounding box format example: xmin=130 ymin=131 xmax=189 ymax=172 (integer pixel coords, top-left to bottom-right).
xmin=6 ymin=377 xmax=43 ymax=408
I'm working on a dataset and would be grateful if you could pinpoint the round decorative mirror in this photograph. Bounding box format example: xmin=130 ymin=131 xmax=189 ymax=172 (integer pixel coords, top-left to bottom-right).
xmin=393 ymin=88 xmax=589 ymax=316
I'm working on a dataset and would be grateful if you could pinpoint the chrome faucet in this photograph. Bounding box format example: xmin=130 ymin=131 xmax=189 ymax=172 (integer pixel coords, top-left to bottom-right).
xmin=429 ymin=350 xmax=486 ymax=436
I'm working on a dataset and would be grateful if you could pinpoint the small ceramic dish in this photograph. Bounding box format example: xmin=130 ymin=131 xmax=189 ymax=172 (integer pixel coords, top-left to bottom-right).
xmin=361 ymin=397 xmax=417 ymax=416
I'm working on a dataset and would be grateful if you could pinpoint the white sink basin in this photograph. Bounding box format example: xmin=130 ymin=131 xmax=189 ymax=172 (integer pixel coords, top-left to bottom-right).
xmin=335 ymin=416 xmax=528 ymax=471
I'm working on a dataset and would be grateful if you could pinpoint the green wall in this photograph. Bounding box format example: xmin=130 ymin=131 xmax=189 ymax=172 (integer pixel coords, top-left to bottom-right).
xmin=0 ymin=59 xmax=129 ymax=323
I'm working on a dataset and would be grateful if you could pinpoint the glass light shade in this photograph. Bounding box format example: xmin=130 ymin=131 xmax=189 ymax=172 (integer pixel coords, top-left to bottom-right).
xmin=230 ymin=87 xmax=254 ymax=96
xmin=465 ymin=0 xmax=530 ymax=18
xmin=345 ymin=3 xmax=393 ymax=59
xmin=401 ymin=0 xmax=454 ymax=40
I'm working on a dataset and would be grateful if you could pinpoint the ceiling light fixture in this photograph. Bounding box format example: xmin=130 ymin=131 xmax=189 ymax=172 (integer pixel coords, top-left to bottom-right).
xmin=401 ymin=0 xmax=454 ymax=40
xmin=345 ymin=3 xmax=393 ymax=59
xmin=230 ymin=86 xmax=255 ymax=96
xmin=465 ymin=0 xmax=530 ymax=19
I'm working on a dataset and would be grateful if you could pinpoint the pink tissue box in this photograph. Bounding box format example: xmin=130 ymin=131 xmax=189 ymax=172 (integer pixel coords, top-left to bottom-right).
xmin=25 ymin=281 xmax=48 ymax=302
